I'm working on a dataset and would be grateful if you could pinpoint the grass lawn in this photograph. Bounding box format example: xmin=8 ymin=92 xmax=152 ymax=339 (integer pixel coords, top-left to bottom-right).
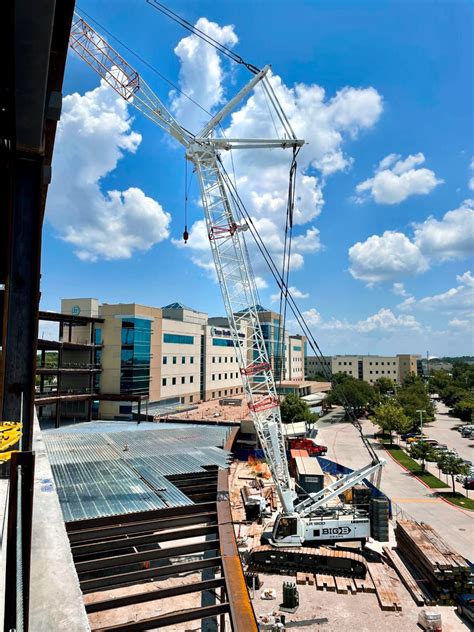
xmin=438 ymin=492 xmax=474 ymax=511
xmin=379 ymin=440 xmax=449 ymax=489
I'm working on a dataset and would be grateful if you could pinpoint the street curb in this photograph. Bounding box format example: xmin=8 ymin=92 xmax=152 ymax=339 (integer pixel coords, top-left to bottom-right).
xmin=379 ymin=442 xmax=474 ymax=516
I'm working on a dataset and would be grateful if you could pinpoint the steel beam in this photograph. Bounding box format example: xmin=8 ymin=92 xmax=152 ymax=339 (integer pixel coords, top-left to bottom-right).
xmin=76 ymin=538 xmax=220 ymax=574
xmin=71 ymin=524 xmax=218 ymax=557
xmin=71 ymin=524 xmax=217 ymax=561
xmin=85 ymin=577 xmax=225 ymax=613
xmin=67 ymin=511 xmax=217 ymax=543
xmin=92 ymin=603 xmax=230 ymax=632
xmin=80 ymin=556 xmax=222 ymax=593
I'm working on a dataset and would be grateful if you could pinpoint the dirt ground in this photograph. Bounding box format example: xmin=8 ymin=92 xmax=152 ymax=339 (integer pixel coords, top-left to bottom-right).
xmin=251 ymin=572 xmax=465 ymax=631
xmin=167 ymin=397 xmax=249 ymax=423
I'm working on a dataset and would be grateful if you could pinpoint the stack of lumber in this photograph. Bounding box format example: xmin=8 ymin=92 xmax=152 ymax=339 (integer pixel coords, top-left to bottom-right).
xmin=395 ymin=519 xmax=472 ymax=605
xmin=314 ymin=574 xmax=375 ymax=594
xmin=367 ymin=562 xmax=402 ymax=611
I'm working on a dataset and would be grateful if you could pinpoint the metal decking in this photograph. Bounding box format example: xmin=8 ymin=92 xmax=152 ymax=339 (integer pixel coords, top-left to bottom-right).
xmin=44 ymin=426 xmax=232 ymax=521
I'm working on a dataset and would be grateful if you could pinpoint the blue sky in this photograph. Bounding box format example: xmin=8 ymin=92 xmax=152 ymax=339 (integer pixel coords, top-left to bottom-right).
xmin=41 ymin=0 xmax=474 ymax=356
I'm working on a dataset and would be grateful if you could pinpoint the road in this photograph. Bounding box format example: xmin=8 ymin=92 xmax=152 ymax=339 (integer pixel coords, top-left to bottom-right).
xmin=316 ymin=416 xmax=474 ymax=562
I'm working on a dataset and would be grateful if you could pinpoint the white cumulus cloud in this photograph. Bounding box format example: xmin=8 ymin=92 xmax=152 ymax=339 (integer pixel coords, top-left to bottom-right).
xmin=271 ymin=286 xmax=309 ymax=303
xmin=413 ymin=199 xmax=474 ymax=261
xmin=398 ymin=270 xmax=474 ymax=316
xmin=355 ymin=152 xmax=443 ymax=204
xmin=170 ymin=18 xmax=238 ymax=133
xmin=349 ymin=199 xmax=474 ymax=285
xmin=298 ymin=307 xmax=421 ymax=333
xmin=348 ymin=231 xmax=429 ymax=284
xmin=47 ymin=80 xmax=171 ymax=261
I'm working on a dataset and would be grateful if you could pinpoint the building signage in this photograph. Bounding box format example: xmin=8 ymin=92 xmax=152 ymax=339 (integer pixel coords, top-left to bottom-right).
xmin=71 ymin=305 xmax=81 ymax=315
xmin=211 ymin=327 xmax=245 ymax=339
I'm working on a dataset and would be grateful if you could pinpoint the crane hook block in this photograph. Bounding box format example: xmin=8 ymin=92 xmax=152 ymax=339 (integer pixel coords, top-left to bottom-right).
xmin=183 ymin=225 xmax=189 ymax=244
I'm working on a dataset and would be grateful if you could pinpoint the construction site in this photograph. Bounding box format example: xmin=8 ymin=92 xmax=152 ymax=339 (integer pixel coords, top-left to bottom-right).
xmin=1 ymin=2 xmax=473 ymax=632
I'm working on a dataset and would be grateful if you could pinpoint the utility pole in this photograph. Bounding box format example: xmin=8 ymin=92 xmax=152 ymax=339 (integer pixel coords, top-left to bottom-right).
xmin=416 ymin=409 xmax=426 ymax=434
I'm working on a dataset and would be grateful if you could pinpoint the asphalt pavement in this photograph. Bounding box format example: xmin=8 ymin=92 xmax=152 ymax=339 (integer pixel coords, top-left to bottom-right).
xmin=316 ymin=414 xmax=474 ymax=562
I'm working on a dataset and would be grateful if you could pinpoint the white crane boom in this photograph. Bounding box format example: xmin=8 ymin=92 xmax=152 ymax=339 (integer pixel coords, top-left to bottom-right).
xmin=69 ymin=12 xmax=305 ymax=514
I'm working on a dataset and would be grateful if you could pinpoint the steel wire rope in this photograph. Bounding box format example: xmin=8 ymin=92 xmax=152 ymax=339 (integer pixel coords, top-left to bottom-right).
xmin=216 ymin=156 xmax=380 ymax=464
xmin=145 ymin=0 xmax=261 ymax=74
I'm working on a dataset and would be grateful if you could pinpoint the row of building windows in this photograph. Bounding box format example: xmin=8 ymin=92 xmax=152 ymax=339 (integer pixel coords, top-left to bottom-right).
xmin=162 ymin=375 xmax=195 ymax=386
xmin=211 ymin=356 xmax=237 ymax=363
xmin=163 ymin=333 xmax=194 ymax=345
xmin=163 ymin=356 xmax=195 ymax=365
xmin=211 ymin=372 xmax=240 ymax=381
xmin=337 ymin=360 xmax=397 ymax=367
xmin=210 ymin=387 xmax=244 ymax=398
xmin=369 ymin=370 xmax=397 ymax=375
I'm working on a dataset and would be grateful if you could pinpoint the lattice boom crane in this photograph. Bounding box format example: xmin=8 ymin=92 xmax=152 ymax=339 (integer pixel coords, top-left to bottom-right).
xmin=69 ymin=14 xmax=383 ymax=547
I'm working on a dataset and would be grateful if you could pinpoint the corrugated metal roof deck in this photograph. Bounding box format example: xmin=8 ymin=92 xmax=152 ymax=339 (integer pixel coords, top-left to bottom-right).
xmin=44 ymin=426 xmax=232 ymax=522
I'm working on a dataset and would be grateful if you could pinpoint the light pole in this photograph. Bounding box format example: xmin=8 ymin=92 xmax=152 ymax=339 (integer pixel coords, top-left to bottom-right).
xmin=416 ymin=409 xmax=426 ymax=435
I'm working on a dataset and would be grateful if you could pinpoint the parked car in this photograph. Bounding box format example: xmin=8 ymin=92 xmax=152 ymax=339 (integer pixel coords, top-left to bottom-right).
xmin=407 ymin=434 xmax=429 ymax=444
xmin=463 ymin=477 xmax=474 ymax=490
xmin=462 ymin=428 xmax=474 ymax=438
xmin=400 ymin=431 xmax=425 ymax=441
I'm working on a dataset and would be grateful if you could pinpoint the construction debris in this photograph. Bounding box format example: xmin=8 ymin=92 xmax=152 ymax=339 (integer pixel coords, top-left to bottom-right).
xmin=395 ymin=519 xmax=472 ymax=605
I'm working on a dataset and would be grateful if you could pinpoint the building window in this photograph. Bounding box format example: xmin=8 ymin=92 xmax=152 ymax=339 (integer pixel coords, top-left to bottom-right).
xmin=212 ymin=338 xmax=236 ymax=347
xmin=219 ymin=374 xmax=222 ymax=380
xmin=163 ymin=333 xmax=194 ymax=345
xmin=219 ymin=357 xmax=222 ymax=363
xmin=212 ymin=357 xmax=215 ymax=363
xmin=224 ymin=390 xmax=228 ymax=395
xmin=190 ymin=376 xmax=194 ymax=383
xmin=181 ymin=376 xmax=185 ymax=384
xmin=163 ymin=356 xmax=167 ymax=364
xmin=173 ymin=356 xmax=177 ymax=364
xmin=190 ymin=357 xmax=194 ymax=364
xmin=225 ymin=357 xmax=228 ymax=363
xmin=212 ymin=375 xmax=215 ymax=381
xmin=162 ymin=378 xmax=167 ymax=386
xmin=120 ymin=318 xmax=152 ymax=395
xmin=292 ymin=345 xmax=301 ymax=351
xmin=94 ymin=328 xmax=102 ymax=344
xmin=182 ymin=357 xmax=186 ymax=364
xmin=225 ymin=373 xmax=228 ymax=379
xmin=172 ymin=377 xmax=176 ymax=385
xmin=218 ymin=391 xmax=221 ymax=397
xmin=190 ymin=395 xmax=193 ymax=402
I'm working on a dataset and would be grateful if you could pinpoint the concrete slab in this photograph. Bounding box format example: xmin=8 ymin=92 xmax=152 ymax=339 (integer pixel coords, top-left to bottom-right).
xmin=29 ymin=413 xmax=90 ymax=631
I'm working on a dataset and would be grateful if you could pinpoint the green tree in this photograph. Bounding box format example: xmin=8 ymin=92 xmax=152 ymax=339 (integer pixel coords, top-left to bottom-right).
xmin=373 ymin=401 xmax=410 ymax=443
xmin=440 ymin=384 xmax=469 ymax=408
xmin=428 ymin=369 xmax=452 ymax=395
xmin=397 ymin=380 xmax=435 ymax=427
xmin=280 ymin=393 xmax=317 ymax=425
xmin=452 ymin=397 xmax=474 ymax=423
xmin=327 ymin=374 xmax=377 ymax=417
xmin=437 ymin=454 xmax=470 ymax=495
xmin=373 ymin=377 xmax=396 ymax=396
xmin=410 ymin=441 xmax=435 ymax=472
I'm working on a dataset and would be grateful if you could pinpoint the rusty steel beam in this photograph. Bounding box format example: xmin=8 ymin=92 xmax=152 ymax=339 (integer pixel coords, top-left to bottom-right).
xmin=80 ymin=556 xmax=222 ymax=593
xmin=76 ymin=538 xmax=220 ymax=574
xmin=217 ymin=464 xmax=257 ymax=631
xmin=85 ymin=577 xmax=226 ymax=613
xmin=92 ymin=603 xmax=230 ymax=632
xmin=71 ymin=524 xmax=218 ymax=558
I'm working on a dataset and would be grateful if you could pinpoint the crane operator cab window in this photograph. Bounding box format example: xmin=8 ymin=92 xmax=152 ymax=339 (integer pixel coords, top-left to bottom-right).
xmin=274 ymin=516 xmax=298 ymax=541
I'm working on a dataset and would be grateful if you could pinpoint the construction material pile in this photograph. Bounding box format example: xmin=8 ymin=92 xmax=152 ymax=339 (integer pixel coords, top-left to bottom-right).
xmin=395 ymin=519 xmax=472 ymax=605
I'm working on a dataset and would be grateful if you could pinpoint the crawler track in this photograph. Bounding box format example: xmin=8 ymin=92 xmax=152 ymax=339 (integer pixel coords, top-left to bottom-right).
xmin=248 ymin=545 xmax=368 ymax=579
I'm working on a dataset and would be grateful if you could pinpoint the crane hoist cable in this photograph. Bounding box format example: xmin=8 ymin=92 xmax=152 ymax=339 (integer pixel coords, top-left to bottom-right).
xmin=216 ymin=155 xmax=380 ymax=465
xmin=145 ymin=0 xmax=261 ymax=75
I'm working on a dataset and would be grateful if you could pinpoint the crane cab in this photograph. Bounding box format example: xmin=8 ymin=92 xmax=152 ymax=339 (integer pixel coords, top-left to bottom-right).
xmin=271 ymin=514 xmax=304 ymax=546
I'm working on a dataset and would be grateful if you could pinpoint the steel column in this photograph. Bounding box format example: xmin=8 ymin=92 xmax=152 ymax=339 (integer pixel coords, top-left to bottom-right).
xmin=2 ymin=154 xmax=43 ymax=451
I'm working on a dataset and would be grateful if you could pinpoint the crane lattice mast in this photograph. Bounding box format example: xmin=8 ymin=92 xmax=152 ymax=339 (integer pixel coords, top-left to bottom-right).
xmin=70 ymin=14 xmax=305 ymax=513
